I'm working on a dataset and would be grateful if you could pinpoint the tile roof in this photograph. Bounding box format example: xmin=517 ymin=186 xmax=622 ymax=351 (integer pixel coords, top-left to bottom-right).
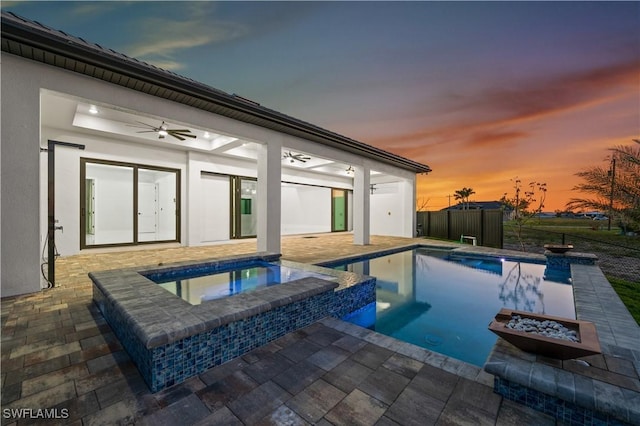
xmin=1 ymin=11 xmax=431 ymax=174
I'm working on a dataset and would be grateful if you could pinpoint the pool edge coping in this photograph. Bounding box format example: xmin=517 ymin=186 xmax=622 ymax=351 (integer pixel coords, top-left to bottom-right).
xmin=89 ymin=251 xmax=369 ymax=349
xmin=484 ymin=263 xmax=640 ymax=424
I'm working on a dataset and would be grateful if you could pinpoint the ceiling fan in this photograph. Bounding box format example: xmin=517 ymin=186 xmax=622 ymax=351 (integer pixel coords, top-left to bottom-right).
xmin=129 ymin=121 xmax=196 ymax=141
xmin=283 ymin=151 xmax=311 ymax=163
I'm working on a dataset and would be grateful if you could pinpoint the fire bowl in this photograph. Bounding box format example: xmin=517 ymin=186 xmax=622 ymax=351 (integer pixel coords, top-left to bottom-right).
xmin=543 ymin=244 xmax=574 ymax=254
xmin=488 ymin=308 xmax=601 ymax=360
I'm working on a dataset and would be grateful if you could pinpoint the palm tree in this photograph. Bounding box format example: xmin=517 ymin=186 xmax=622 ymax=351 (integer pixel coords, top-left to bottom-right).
xmin=566 ymin=140 xmax=640 ymax=231
xmin=454 ymin=187 xmax=475 ymax=210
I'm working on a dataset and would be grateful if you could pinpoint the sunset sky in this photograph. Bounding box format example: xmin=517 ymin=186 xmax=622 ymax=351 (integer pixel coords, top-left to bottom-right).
xmin=6 ymin=1 xmax=639 ymax=211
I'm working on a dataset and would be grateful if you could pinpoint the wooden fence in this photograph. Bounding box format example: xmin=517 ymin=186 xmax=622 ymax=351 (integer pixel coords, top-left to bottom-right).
xmin=416 ymin=209 xmax=503 ymax=249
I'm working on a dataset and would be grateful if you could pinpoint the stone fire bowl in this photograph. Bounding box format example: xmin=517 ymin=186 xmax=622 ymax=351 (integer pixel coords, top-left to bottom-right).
xmin=488 ymin=308 xmax=601 ymax=360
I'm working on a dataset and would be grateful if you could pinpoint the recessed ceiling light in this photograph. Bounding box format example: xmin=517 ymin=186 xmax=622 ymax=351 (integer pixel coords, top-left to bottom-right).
xmin=203 ymin=132 xmax=211 ymax=139
xmin=89 ymin=105 xmax=98 ymax=114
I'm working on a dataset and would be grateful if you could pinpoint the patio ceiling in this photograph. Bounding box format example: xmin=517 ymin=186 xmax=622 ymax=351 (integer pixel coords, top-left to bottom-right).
xmin=41 ymin=91 xmax=381 ymax=180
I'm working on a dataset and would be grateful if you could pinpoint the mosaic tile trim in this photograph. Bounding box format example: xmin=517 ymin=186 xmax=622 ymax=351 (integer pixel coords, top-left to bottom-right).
xmin=91 ymin=259 xmax=375 ymax=392
xmin=330 ymin=279 xmax=376 ymax=319
xmin=147 ymin=290 xmax=335 ymax=391
xmin=495 ymin=377 xmax=628 ymax=426
xmin=93 ymin=285 xmax=153 ymax=385
xmin=96 ymin=283 xmax=339 ymax=392
xmin=545 ymin=252 xmax=598 ymax=271
xmin=140 ymin=255 xmax=281 ymax=282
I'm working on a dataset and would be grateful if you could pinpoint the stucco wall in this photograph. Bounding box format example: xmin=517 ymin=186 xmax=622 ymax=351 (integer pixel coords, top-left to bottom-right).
xmin=1 ymin=52 xmax=417 ymax=297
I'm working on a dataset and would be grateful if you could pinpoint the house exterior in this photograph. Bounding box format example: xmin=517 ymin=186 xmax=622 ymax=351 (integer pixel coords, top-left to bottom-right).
xmin=443 ymin=201 xmax=504 ymax=211
xmin=0 ymin=12 xmax=431 ymax=297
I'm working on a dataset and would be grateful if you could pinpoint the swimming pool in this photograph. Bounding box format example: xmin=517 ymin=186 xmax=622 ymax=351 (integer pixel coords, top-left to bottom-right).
xmin=328 ymin=247 xmax=575 ymax=367
xmin=146 ymin=261 xmax=336 ymax=305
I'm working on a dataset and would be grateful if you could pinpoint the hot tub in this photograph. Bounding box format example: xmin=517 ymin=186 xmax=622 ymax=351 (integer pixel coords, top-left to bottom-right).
xmin=90 ymin=252 xmax=375 ymax=392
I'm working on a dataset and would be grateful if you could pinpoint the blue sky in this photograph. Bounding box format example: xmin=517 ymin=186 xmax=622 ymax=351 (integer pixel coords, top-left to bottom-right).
xmin=5 ymin=1 xmax=639 ymax=210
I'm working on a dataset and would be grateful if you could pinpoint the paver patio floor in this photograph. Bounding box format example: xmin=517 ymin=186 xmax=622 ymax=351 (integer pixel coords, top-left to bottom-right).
xmin=0 ymin=234 xmax=569 ymax=425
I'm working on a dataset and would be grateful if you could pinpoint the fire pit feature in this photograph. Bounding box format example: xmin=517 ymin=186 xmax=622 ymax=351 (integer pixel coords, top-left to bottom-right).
xmin=488 ymin=308 xmax=601 ymax=360
xmin=506 ymin=315 xmax=579 ymax=342
xmin=543 ymin=244 xmax=574 ymax=254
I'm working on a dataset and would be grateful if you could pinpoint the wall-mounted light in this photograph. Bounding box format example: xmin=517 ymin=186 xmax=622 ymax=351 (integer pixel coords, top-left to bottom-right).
xmin=88 ymin=105 xmax=98 ymax=114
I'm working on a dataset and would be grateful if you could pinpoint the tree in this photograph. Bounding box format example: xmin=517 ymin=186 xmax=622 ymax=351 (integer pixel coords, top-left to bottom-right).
xmin=566 ymin=140 xmax=640 ymax=232
xmin=453 ymin=187 xmax=475 ymax=210
xmin=500 ymin=178 xmax=547 ymax=251
xmin=416 ymin=197 xmax=431 ymax=212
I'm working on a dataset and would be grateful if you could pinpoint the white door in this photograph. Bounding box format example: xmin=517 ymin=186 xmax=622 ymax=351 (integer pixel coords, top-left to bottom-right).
xmin=201 ymin=174 xmax=230 ymax=242
xmin=138 ymin=182 xmax=157 ymax=236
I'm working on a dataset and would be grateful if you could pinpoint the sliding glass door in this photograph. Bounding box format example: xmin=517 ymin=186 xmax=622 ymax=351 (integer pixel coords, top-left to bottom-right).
xmin=230 ymin=176 xmax=257 ymax=239
xmin=138 ymin=169 xmax=177 ymax=242
xmin=81 ymin=159 xmax=180 ymax=248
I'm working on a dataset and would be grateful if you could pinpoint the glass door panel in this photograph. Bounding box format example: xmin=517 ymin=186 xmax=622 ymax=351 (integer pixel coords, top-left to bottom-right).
xmin=230 ymin=176 xmax=257 ymax=239
xmin=84 ymin=163 xmax=134 ymax=245
xmin=332 ymin=189 xmax=347 ymax=232
xmin=85 ymin=179 xmax=95 ymax=236
xmin=240 ymin=179 xmax=257 ymax=237
xmin=138 ymin=168 xmax=177 ymax=242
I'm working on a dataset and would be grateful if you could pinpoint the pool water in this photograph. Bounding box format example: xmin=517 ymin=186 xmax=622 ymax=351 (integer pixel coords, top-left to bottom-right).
xmin=149 ymin=261 xmax=335 ymax=305
xmin=334 ymin=248 xmax=575 ymax=366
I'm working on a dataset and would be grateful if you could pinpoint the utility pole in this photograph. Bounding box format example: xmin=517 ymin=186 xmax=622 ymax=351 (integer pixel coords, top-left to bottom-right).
xmin=608 ymin=157 xmax=616 ymax=231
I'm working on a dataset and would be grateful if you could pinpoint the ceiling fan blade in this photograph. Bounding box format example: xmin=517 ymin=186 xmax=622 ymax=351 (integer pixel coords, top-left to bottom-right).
xmin=136 ymin=130 xmax=157 ymax=134
xmin=133 ymin=121 xmax=158 ymax=130
xmin=169 ymin=131 xmax=196 ymax=139
xmin=166 ymin=129 xmax=191 ymax=133
xmin=170 ymin=133 xmax=186 ymax=141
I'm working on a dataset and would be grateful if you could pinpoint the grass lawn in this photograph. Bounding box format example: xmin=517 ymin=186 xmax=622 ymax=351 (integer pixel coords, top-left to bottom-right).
xmin=503 ymin=217 xmax=640 ymax=256
xmin=607 ymin=276 xmax=640 ymax=325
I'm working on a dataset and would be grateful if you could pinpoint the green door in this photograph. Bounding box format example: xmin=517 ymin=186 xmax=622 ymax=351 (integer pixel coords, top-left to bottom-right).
xmin=332 ymin=189 xmax=347 ymax=232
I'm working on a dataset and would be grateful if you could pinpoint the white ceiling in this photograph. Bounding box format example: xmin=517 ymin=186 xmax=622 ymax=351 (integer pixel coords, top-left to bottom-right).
xmin=40 ymin=91 xmax=382 ymax=179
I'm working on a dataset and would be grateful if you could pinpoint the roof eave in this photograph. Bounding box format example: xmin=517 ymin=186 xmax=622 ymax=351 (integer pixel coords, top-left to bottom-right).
xmin=1 ymin=12 xmax=432 ymax=174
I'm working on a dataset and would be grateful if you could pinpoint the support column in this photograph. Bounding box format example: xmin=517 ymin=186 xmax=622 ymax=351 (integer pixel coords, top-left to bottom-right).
xmin=401 ymin=177 xmax=417 ymax=238
xmin=353 ymin=164 xmax=370 ymax=245
xmin=257 ymin=140 xmax=282 ymax=253
xmin=186 ymin=152 xmax=199 ymax=246
xmin=1 ymin=59 xmax=41 ymax=296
